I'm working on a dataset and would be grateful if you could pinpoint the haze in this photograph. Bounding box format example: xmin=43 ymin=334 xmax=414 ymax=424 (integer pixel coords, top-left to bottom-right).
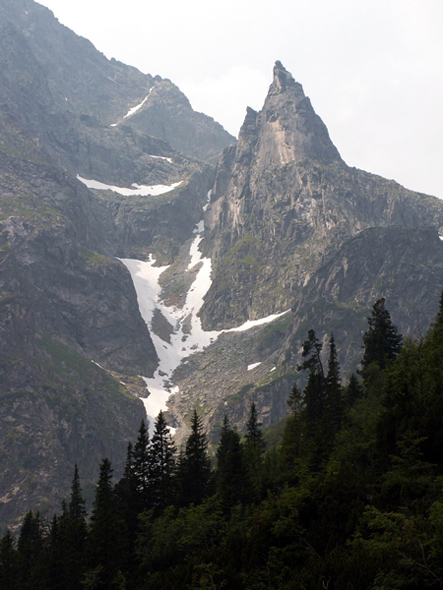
xmin=37 ymin=0 xmax=443 ymax=199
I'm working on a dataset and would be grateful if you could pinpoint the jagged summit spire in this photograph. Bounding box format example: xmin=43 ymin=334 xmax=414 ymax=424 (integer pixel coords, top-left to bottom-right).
xmin=272 ymin=60 xmax=299 ymax=93
xmin=236 ymin=61 xmax=342 ymax=166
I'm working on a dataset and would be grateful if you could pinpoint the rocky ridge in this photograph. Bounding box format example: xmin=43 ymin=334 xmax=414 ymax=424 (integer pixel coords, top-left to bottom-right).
xmin=164 ymin=63 xmax=443 ymax=442
xmin=0 ymin=0 xmax=228 ymax=527
xmin=1 ymin=0 xmax=443 ymax=528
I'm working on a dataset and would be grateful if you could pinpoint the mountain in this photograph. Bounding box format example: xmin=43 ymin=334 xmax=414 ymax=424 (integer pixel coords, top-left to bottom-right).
xmin=164 ymin=62 xmax=443 ymax=443
xmin=1 ymin=0 xmax=443 ymax=528
xmin=0 ymin=0 xmax=234 ymax=527
xmin=202 ymin=62 xmax=443 ymax=329
xmin=0 ymin=0 xmax=235 ymax=163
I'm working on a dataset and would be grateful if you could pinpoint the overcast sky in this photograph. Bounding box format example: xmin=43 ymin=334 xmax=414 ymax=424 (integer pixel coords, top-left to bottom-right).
xmin=38 ymin=0 xmax=443 ymax=199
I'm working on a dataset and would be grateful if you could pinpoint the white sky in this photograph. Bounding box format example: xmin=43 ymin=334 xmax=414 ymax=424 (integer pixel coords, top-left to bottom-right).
xmin=38 ymin=0 xmax=443 ymax=198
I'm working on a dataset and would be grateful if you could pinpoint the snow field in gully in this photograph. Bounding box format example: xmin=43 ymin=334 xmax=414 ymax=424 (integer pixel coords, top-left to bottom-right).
xmin=120 ymin=192 xmax=289 ymax=433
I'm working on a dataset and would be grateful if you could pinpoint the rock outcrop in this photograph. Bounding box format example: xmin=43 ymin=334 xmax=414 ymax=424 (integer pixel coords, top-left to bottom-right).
xmin=0 ymin=0 xmax=216 ymax=526
xmin=201 ymin=62 xmax=443 ymax=330
xmin=160 ymin=62 xmax=443 ymax=440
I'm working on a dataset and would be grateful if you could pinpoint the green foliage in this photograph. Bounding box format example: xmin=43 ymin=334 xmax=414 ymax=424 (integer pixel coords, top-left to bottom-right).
xmin=361 ymin=297 xmax=403 ymax=380
xmin=4 ymin=295 xmax=443 ymax=590
xmin=176 ymin=410 xmax=212 ymax=507
xmin=149 ymin=411 xmax=176 ymax=511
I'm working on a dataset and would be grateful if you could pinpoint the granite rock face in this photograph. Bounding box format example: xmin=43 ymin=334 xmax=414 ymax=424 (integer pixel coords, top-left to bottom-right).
xmin=201 ymin=62 xmax=443 ymax=330
xmin=160 ymin=63 xmax=443 ymax=441
xmin=118 ymin=79 xmax=236 ymax=164
xmin=0 ymin=0 xmax=235 ymax=163
xmin=1 ymin=1 xmax=443 ymax=526
xmin=0 ymin=0 xmax=217 ymax=526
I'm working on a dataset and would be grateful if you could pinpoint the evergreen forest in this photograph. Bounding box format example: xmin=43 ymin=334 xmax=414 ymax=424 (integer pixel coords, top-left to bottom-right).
xmin=2 ymin=296 xmax=443 ymax=590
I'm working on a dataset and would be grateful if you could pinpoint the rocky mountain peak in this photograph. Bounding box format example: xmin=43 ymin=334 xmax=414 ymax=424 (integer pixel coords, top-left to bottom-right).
xmin=270 ymin=60 xmax=301 ymax=95
xmin=255 ymin=61 xmax=341 ymax=167
xmin=233 ymin=62 xmax=341 ymax=175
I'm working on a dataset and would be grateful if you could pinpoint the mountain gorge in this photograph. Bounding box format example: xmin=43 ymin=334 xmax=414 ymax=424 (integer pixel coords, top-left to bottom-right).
xmin=1 ymin=0 xmax=443 ymax=529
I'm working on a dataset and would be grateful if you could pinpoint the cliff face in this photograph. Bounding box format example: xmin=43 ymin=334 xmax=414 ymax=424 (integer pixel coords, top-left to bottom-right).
xmin=156 ymin=62 xmax=443 ymax=442
xmin=201 ymin=62 xmax=443 ymax=330
xmin=117 ymin=79 xmax=235 ymax=164
xmin=0 ymin=0 xmax=235 ymax=163
xmin=2 ymin=1 xmax=443 ymax=527
xmin=0 ymin=0 xmax=218 ymax=526
xmin=0 ymin=149 xmax=156 ymax=526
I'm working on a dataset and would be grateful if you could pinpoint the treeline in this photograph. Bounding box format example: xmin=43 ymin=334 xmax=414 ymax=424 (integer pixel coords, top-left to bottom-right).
xmin=2 ymin=297 xmax=443 ymax=589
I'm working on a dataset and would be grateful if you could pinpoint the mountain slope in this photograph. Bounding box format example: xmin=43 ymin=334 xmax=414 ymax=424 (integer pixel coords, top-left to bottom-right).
xmin=160 ymin=62 xmax=443 ymax=440
xmin=0 ymin=0 xmax=235 ymax=162
xmin=0 ymin=0 xmax=220 ymax=526
xmin=201 ymin=62 xmax=443 ymax=329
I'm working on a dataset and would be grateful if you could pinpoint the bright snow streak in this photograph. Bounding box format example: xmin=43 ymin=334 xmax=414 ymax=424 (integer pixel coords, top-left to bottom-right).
xmin=120 ymin=191 xmax=290 ymax=432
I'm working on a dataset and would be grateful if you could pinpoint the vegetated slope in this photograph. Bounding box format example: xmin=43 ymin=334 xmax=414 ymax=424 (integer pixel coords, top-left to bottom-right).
xmin=165 ymin=62 xmax=443 ymax=438
xmin=4 ymin=301 xmax=443 ymax=590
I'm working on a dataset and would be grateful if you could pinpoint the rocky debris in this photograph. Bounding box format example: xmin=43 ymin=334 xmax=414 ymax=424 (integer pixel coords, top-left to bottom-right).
xmin=167 ymin=311 xmax=294 ymax=447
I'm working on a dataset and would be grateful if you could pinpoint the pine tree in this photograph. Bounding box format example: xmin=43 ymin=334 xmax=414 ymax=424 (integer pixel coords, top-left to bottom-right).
xmin=361 ymin=298 xmax=403 ymax=378
xmin=149 ymin=410 xmax=176 ymax=511
xmin=216 ymin=416 xmax=250 ymax=508
xmin=176 ymin=409 xmax=211 ymax=506
xmin=132 ymin=420 xmax=151 ymax=511
xmin=88 ymin=459 xmax=125 ymax=589
xmin=0 ymin=529 xmax=18 ymax=590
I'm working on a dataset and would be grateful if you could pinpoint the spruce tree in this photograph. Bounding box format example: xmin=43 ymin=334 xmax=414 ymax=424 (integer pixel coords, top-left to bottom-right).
xmin=69 ymin=463 xmax=86 ymax=520
xmin=325 ymin=333 xmax=343 ymax=435
xmin=244 ymin=402 xmax=266 ymax=498
xmin=216 ymin=416 xmax=250 ymax=508
xmin=0 ymin=529 xmax=18 ymax=590
xmin=281 ymin=383 xmax=305 ymax=475
xmin=345 ymin=373 xmax=363 ymax=407
xmin=132 ymin=419 xmax=151 ymax=511
xmin=245 ymin=402 xmax=266 ymax=455
xmin=16 ymin=511 xmax=46 ymax=590
xmin=176 ymin=409 xmax=211 ymax=506
xmin=149 ymin=410 xmax=176 ymax=511
xmin=361 ymin=298 xmax=403 ymax=378
xmin=88 ymin=459 xmax=125 ymax=589
xmin=65 ymin=465 xmax=87 ymax=590
xmin=298 ymin=329 xmax=324 ymax=377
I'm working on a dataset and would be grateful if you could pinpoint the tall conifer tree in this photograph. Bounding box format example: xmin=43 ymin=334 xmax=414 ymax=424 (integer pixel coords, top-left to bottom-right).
xmin=176 ymin=410 xmax=211 ymax=506
xmin=361 ymin=298 xmax=403 ymax=378
xmin=149 ymin=411 xmax=176 ymax=511
xmin=88 ymin=459 xmax=125 ymax=589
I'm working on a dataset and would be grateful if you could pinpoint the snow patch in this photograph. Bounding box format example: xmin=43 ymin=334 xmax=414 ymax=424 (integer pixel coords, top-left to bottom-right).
xmin=439 ymin=235 xmax=443 ymax=241
xmin=77 ymin=175 xmax=182 ymax=197
xmin=91 ymin=360 xmax=105 ymax=370
xmin=120 ymin=190 xmax=291 ymax=431
xmin=110 ymin=86 xmax=154 ymax=127
xmin=247 ymin=362 xmax=262 ymax=371
xmin=148 ymin=154 xmax=173 ymax=164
